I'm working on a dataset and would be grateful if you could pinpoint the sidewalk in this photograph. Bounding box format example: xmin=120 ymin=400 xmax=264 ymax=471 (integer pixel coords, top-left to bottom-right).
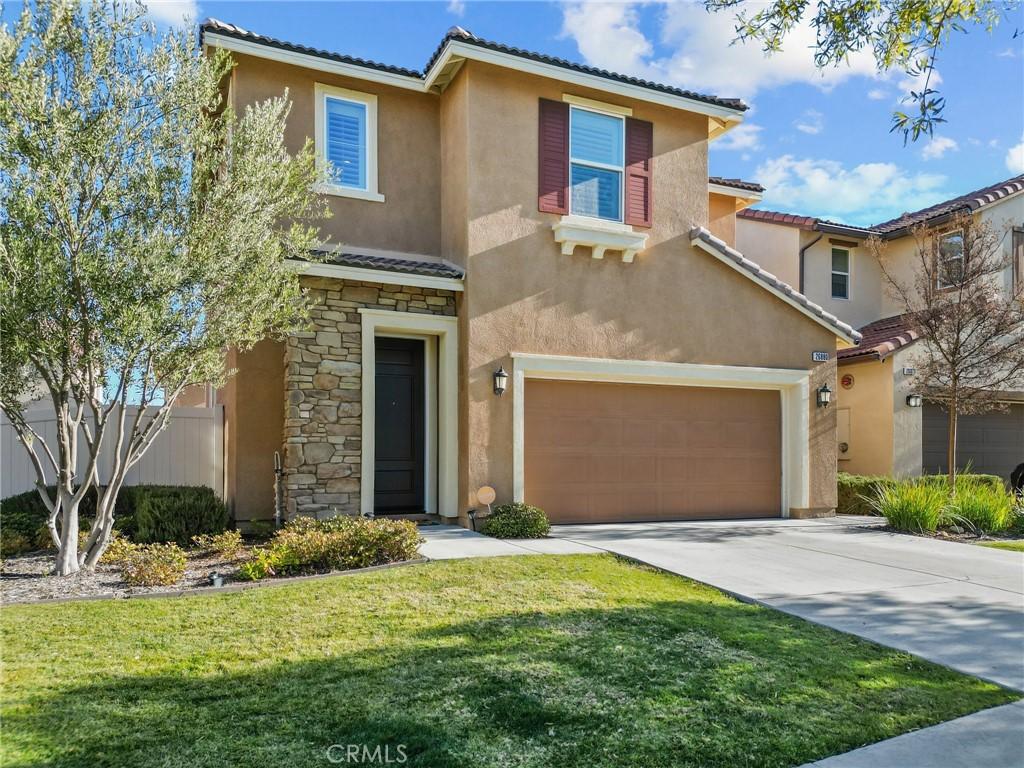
xmin=418 ymin=524 xmax=598 ymax=559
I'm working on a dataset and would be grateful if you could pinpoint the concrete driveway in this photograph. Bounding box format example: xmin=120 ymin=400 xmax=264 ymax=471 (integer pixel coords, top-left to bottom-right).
xmin=549 ymin=516 xmax=1024 ymax=691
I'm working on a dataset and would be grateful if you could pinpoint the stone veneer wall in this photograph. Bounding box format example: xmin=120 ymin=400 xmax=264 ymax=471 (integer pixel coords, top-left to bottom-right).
xmin=283 ymin=278 xmax=458 ymax=518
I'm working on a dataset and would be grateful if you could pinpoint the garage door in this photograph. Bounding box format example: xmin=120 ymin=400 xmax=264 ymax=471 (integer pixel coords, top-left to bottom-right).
xmin=524 ymin=379 xmax=782 ymax=524
xmin=923 ymin=403 xmax=1024 ymax=483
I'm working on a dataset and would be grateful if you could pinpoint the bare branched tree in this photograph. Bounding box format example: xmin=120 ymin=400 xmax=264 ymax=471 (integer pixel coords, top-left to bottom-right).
xmin=870 ymin=212 xmax=1024 ymax=490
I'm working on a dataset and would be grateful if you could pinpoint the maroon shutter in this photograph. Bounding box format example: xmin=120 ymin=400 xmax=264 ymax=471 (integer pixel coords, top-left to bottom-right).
xmin=538 ymin=99 xmax=569 ymax=214
xmin=624 ymin=117 xmax=653 ymax=227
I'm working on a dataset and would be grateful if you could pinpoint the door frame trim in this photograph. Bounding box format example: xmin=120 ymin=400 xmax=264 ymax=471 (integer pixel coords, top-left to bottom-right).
xmin=359 ymin=309 xmax=458 ymax=518
xmin=510 ymin=353 xmax=811 ymax=517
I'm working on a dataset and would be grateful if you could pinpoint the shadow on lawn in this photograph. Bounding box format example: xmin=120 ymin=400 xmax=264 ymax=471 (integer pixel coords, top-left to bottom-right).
xmin=2 ymin=598 xmax=1016 ymax=768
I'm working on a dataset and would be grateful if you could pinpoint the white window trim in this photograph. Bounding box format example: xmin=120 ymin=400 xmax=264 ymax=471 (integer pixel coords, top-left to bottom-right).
xmin=314 ymin=83 xmax=385 ymax=203
xmin=936 ymin=229 xmax=965 ymax=289
xmin=568 ymin=104 xmax=626 ymax=225
xmin=359 ymin=309 xmax=458 ymax=518
xmin=509 ymin=353 xmax=812 ymax=517
xmin=831 ymin=247 xmax=851 ymax=301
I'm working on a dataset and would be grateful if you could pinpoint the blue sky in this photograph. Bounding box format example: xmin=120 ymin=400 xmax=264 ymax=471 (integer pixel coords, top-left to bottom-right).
xmin=12 ymin=1 xmax=1024 ymax=225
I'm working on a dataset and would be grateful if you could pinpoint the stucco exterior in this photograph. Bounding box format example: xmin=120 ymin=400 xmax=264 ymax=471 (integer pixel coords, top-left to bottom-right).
xmin=734 ymin=218 xmax=802 ymax=289
xmin=708 ymin=192 xmax=738 ymax=247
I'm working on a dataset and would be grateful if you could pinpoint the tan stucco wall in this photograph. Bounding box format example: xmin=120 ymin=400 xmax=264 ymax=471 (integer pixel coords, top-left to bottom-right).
xmin=708 ymin=193 xmax=737 ymax=247
xmin=450 ymin=61 xmax=838 ymax=515
xmin=891 ymin=346 xmax=923 ymax=478
xmin=802 ymin=236 xmax=881 ymax=329
xmin=229 ymin=52 xmax=442 ymax=256
xmin=222 ymin=339 xmax=285 ymax=523
xmin=835 ymin=358 xmax=893 ymax=476
xmin=735 ymin=218 xmax=802 ymax=289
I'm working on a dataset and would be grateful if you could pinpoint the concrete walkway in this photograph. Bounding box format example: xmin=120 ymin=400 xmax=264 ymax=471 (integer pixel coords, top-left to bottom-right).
xmin=420 ymin=517 xmax=1024 ymax=767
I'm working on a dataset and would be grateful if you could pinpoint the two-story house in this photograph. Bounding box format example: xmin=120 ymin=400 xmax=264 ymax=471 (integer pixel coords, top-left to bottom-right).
xmin=200 ymin=20 xmax=861 ymax=528
xmin=737 ymin=176 xmax=1024 ymax=483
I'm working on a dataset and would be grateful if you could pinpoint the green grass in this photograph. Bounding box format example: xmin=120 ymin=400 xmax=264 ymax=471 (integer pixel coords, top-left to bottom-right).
xmin=979 ymin=540 xmax=1024 ymax=552
xmin=1 ymin=555 xmax=1017 ymax=768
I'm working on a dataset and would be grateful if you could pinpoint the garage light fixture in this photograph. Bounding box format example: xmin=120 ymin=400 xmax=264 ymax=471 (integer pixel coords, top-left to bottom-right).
xmin=906 ymin=393 xmax=923 ymax=408
xmin=816 ymin=384 xmax=832 ymax=408
xmin=493 ymin=366 xmax=508 ymax=397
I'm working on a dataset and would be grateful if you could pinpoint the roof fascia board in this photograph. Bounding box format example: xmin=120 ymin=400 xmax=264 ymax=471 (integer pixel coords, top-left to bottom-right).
xmin=690 ymin=233 xmax=860 ymax=344
xmin=425 ymin=40 xmax=747 ymax=120
xmin=814 ymin=222 xmax=872 ymax=239
xmin=294 ymin=261 xmax=465 ymax=292
xmin=203 ymin=32 xmax=425 ymax=92
xmin=709 ymin=182 xmax=763 ymax=201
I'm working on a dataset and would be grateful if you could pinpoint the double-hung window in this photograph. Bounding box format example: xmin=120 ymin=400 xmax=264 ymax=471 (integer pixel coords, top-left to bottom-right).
xmin=831 ymin=248 xmax=850 ymax=299
xmin=314 ymin=84 xmax=383 ymax=202
xmin=1012 ymin=227 xmax=1023 ymax=295
xmin=569 ymin=106 xmax=624 ymax=222
xmin=936 ymin=230 xmax=964 ymax=288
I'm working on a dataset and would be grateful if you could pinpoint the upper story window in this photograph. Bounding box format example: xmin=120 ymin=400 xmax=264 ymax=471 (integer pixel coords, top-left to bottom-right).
xmin=936 ymin=230 xmax=964 ymax=288
xmin=831 ymin=248 xmax=850 ymax=299
xmin=569 ymin=106 xmax=624 ymax=222
xmin=1012 ymin=227 xmax=1023 ymax=295
xmin=314 ymin=83 xmax=384 ymax=203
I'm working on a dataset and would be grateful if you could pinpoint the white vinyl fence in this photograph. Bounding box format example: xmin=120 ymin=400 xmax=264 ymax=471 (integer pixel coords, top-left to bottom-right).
xmin=1 ymin=405 xmax=224 ymax=499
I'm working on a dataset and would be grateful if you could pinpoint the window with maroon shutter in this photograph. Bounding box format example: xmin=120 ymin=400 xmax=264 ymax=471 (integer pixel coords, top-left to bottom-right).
xmin=624 ymin=117 xmax=653 ymax=228
xmin=538 ymin=99 xmax=569 ymax=214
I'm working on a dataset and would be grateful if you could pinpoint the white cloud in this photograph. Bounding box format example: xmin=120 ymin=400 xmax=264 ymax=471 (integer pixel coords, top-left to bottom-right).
xmin=711 ymin=122 xmax=763 ymax=152
xmin=447 ymin=0 xmax=466 ymax=16
xmin=794 ymin=109 xmax=824 ymax=135
xmin=920 ymin=135 xmax=958 ymax=160
xmin=867 ymin=88 xmax=888 ymax=100
xmin=144 ymin=0 xmax=198 ymax=27
xmin=755 ymin=155 xmax=948 ymax=226
xmin=996 ymin=47 xmax=1019 ymax=58
xmin=1007 ymin=136 xmax=1024 ymax=174
xmin=560 ymin=2 xmax=881 ymax=101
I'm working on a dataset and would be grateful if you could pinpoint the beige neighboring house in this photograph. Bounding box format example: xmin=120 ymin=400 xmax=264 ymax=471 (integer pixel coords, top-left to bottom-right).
xmin=737 ymin=176 xmax=1024 ymax=482
xmin=200 ymin=20 xmax=862 ymax=528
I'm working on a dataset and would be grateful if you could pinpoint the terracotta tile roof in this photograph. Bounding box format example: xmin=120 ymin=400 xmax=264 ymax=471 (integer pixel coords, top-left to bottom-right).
xmin=689 ymin=227 xmax=862 ymax=344
xmin=709 ymin=176 xmax=765 ymax=193
xmin=736 ymin=208 xmax=818 ymax=229
xmin=837 ymin=314 xmax=920 ymax=363
xmin=738 ymin=175 xmax=1024 ymax=239
xmin=871 ymin=175 xmax=1024 ymax=235
xmin=201 ymin=20 xmax=747 ymax=113
xmin=309 ymin=250 xmax=465 ymax=280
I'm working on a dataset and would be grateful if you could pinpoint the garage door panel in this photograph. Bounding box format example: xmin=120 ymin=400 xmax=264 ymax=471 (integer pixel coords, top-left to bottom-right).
xmin=923 ymin=403 xmax=1024 ymax=482
xmin=525 ymin=380 xmax=782 ymax=523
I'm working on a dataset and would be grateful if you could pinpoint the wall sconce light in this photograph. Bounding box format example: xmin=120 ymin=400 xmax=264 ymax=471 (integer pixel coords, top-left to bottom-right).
xmin=816 ymin=384 xmax=832 ymax=408
xmin=906 ymin=393 xmax=923 ymax=408
xmin=493 ymin=366 xmax=508 ymax=396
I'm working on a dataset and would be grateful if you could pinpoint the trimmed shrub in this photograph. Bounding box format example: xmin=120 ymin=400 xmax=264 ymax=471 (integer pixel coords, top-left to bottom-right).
xmin=120 ymin=542 xmax=187 ymax=586
xmin=871 ymin=480 xmax=947 ymax=533
xmin=944 ymin=478 xmax=1015 ymax=533
xmin=0 ymin=486 xmax=97 ymax=556
xmin=191 ymin=530 xmax=244 ymax=559
xmin=837 ymin=473 xmax=893 ymax=516
xmin=99 ymin=533 xmax=140 ymax=565
xmin=118 ymin=486 xmax=228 ymax=545
xmin=483 ymin=503 xmax=551 ymax=539
xmin=237 ymin=516 xmax=422 ymax=581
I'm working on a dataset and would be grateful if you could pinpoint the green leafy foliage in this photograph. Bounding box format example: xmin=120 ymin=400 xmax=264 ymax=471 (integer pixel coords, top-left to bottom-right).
xmin=870 ymin=475 xmax=1016 ymax=534
xmin=117 ymin=486 xmax=228 ymax=546
xmin=119 ymin=543 xmax=187 ymax=587
xmin=838 ymin=472 xmax=1004 ymax=517
xmin=191 ymin=530 xmax=244 ymax=559
xmin=871 ymin=480 xmax=948 ymax=532
xmin=98 ymin=533 xmax=139 ymax=566
xmin=238 ymin=516 xmax=422 ymax=581
xmin=944 ymin=478 xmax=1015 ymax=534
xmin=483 ymin=503 xmax=551 ymax=539
xmin=0 ymin=487 xmax=97 ymax=556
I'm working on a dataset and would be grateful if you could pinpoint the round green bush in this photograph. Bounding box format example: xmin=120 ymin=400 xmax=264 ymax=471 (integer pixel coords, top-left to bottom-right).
xmin=483 ymin=503 xmax=550 ymax=539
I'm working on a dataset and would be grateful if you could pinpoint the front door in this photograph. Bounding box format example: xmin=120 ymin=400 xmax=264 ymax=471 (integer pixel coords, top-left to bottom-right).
xmin=374 ymin=337 xmax=425 ymax=513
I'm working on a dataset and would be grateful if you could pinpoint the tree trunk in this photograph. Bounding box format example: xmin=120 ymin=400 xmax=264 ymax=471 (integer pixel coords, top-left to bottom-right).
xmin=947 ymin=403 xmax=959 ymax=494
xmin=55 ymin=489 xmax=81 ymax=576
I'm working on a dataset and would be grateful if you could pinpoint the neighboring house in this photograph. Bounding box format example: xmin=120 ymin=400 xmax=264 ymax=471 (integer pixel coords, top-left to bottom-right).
xmin=737 ymin=176 xmax=1024 ymax=482
xmin=201 ymin=20 xmax=861 ymax=528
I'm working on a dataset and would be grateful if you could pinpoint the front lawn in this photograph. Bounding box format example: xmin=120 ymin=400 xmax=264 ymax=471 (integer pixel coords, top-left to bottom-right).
xmin=979 ymin=540 xmax=1024 ymax=552
xmin=1 ymin=554 xmax=1016 ymax=768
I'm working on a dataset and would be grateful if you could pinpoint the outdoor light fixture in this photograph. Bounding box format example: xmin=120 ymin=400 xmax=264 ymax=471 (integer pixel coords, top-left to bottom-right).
xmin=493 ymin=366 xmax=508 ymax=396
xmin=816 ymin=384 xmax=832 ymax=408
xmin=906 ymin=393 xmax=924 ymax=408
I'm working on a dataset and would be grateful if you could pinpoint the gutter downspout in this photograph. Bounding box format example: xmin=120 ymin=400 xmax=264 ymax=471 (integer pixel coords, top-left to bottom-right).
xmin=799 ymin=233 xmax=823 ymax=294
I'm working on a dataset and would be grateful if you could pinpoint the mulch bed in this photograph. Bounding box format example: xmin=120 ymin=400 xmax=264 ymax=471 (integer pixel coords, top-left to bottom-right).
xmin=0 ymin=547 xmax=249 ymax=605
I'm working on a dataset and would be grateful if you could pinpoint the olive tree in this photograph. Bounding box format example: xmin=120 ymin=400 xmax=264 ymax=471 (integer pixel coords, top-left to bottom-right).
xmin=0 ymin=0 xmax=328 ymax=575
xmin=870 ymin=213 xmax=1024 ymax=489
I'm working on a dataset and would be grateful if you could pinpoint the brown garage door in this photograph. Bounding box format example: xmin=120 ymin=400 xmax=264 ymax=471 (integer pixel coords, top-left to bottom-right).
xmin=524 ymin=379 xmax=782 ymax=524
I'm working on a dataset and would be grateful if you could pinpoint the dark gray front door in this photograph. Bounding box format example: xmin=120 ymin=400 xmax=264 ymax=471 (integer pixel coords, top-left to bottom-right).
xmin=374 ymin=337 xmax=425 ymax=512
xmin=923 ymin=402 xmax=1024 ymax=483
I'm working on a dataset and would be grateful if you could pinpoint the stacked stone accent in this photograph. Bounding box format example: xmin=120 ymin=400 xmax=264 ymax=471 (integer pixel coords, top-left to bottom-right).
xmin=283 ymin=278 xmax=457 ymax=518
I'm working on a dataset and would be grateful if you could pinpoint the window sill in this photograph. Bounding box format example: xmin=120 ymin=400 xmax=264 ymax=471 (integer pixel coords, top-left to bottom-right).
xmin=316 ymin=183 xmax=386 ymax=203
xmin=552 ymin=216 xmax=649 ymax=263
